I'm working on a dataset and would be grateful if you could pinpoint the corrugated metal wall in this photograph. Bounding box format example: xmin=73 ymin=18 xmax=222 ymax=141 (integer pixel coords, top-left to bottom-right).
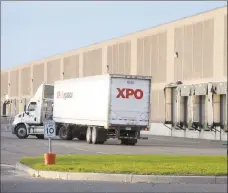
xmin=174 ymin=19 xmax=214 ymax=81
xmin=63 ymin=54 xmax=80 ymax=79
xmin=137 ymin=32 xmax=167 ymax=83
xmin=83 ymin=48 xmax=102 ymax=77
xmin=10 ymin=70 xmax=19 ymax=97
xmin=47 ymin=59 xmax=61 ymax=84
xmin=21 ymin=66 xmax=31 ymax=96
xmin=1 ymin=72 xmax=8 ymax=97
xmin=33 ymin=63 xmax=44 ymax=94
xmin=224 ymin=14 xmax=227 ymax=76
xmin=107 ymin=41 xmax=131 ymax=74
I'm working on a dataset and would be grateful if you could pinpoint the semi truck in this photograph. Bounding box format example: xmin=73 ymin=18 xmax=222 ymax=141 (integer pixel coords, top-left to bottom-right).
xmin=11 ymin=74 xmax=152 ymax=145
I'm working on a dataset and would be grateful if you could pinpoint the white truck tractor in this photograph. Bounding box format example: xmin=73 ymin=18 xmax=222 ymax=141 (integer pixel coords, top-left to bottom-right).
xmin=12 ymin=74 xmax=152 ymax=145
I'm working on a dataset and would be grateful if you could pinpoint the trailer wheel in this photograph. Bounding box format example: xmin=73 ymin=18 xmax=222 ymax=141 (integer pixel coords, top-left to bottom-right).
xmin=86 ymin=127 xmax=92 ymax=143
xmin=59 ymin=125 xmax=73 ymax=140
xmin=36 ymin=134 xmax=44 ymax=139
xmin=91 ymin=127 xmax=107 ymax=144
xmin=91 ymin=127 xmax=99 ymax=144
xmin=15 ymin=124 xmax=28 ymax=139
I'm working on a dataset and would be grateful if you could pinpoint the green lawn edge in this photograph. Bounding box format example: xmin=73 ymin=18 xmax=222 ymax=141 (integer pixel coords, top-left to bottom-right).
xmin=20 ymin=154 xmax=227 ymax=176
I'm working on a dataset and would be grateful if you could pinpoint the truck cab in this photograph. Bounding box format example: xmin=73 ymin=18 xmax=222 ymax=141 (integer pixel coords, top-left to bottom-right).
xmin=12 ymin=83 xmax=54 ymax=139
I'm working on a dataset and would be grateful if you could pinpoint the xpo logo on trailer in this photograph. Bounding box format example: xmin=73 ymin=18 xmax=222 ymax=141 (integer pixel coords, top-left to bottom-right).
xmin=116 ymin=88 xmax=144 ymax=99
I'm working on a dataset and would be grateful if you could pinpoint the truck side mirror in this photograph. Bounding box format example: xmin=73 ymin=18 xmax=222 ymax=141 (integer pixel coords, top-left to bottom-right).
xmin=24 ymin=105 xmax=26 ymax=112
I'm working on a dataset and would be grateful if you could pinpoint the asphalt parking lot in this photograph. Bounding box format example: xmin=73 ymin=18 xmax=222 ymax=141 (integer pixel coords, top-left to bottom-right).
xmin=1 ymin=127 xmax=226 ymax=165
xmin=1 ymin=125 xmax=227 ymax=193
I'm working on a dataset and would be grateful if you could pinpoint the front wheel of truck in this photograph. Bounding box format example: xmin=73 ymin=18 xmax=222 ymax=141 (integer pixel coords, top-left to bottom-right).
xmin=15 ymin=124 xmax=28 ymax=139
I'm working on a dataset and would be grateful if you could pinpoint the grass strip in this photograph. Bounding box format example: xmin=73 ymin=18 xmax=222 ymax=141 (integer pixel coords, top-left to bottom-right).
xmin=20 ymin=154 xmax=227 ymax=176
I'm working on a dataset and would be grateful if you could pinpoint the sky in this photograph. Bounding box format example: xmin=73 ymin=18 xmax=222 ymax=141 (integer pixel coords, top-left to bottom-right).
xmin=1 ymin=1 xmax=227 ymax=70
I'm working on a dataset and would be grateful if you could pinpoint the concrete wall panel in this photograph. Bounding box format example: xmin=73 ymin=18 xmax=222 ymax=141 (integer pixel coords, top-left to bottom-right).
xmin=174 ymin=19 xmax=214 ymax=81
xmin=137 ymin=38 xmax=144 ymax=75
xmin=10 ymin=70 xmax=19 ymax=97
xmin=21 ymin=67 xmax=31 ymax=96
xmin=150 ymin=35 xmax=159 ymax=79
xmin=137 ymin=32 xmax=167 ymax=82
xmin=151 ymin=89 xmax=165 ymax=122
xmin=63 ymin=54 xmax=80 ymax=79
xmin=202 ymin=19 xmax=214 ymax=78
xmin=144 ymin=36 xmax=151 ymax=76
xmin=33 ymin=63 xmax=44 ymax=94
xmin=47 ymin=59 xmax=61 ymax=84
xmin=107 ymin=41 xmax=131 ymax=74
xmin=83 ymin=48 xmax=102 ymax=77
xmin=1 ymin=72 xmax=8 ymax=98
xmin=224 ymin=14 xmax=227 ymax=76
xmin=151 ymin=90 xmax=159 ymax=122
xmin=158 ymin=90 xmax=165 ymax=121
xmin=158 ymin=32 xmax=167 ymax=82
xmin=174 ymin=27 xmax=184 ymax=81
xmin=183 ymin=25 xmax=193 ymax=80
xmin=193 ymin=21 xmax=203 ymax=78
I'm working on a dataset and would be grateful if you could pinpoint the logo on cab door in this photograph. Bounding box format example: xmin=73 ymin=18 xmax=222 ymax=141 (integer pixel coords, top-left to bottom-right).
xmin=57 ymin=91 xmax=73 ymax=99
xmin=116 ymin=88 xmax=144 ymax=99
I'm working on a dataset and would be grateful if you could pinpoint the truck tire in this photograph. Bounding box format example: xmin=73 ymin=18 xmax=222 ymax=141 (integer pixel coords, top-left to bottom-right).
xmin=91 ymin=127 xmax=107 ymax=144
xmin=59 ymin=125 xmax=73 ymax=140
xmin=15 ymin=124 xmax=28 ymax=139
xmin=36 ymin=134 xmax=44 ymax=139
xmin=91 ymin=127 xmax=99 ymax=144
xmin=86 ymin=127 xmax=92 ymax=144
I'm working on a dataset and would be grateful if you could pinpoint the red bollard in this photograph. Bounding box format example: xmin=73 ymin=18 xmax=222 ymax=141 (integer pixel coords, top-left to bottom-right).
xmin=44 ymin=153 xmax=56 ymax=165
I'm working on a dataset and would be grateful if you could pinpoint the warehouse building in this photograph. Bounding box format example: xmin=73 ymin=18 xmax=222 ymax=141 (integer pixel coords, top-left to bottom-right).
xmin=1 ymin=6 xmax=227 ymax=140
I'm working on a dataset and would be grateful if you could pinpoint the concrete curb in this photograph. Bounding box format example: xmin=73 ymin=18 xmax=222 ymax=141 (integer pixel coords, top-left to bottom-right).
xmin=15 ymin=162 xmax=227 ymax=184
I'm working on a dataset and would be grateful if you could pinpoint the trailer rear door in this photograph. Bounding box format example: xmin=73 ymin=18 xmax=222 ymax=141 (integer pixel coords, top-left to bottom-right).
xmin=109 ymin=76 xmax=151 ymax=127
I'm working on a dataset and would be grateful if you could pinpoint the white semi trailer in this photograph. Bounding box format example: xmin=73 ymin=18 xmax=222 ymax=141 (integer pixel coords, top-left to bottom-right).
xmin=12 ymin=74 xmax=151 ymax=145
